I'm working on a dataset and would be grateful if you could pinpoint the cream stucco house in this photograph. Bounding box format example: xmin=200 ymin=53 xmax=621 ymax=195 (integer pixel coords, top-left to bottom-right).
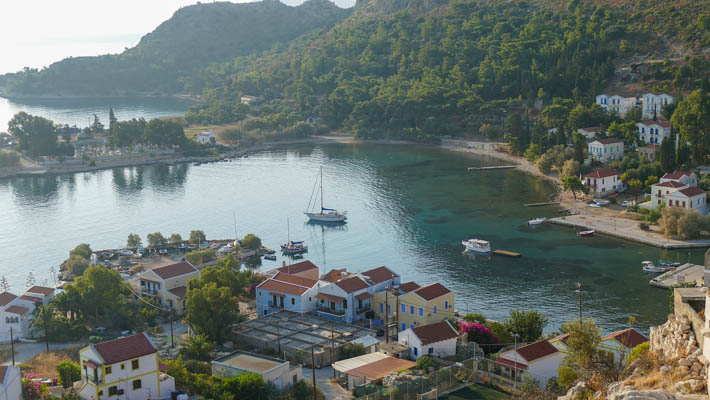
xmin=139 ymin=262 xmax=200 ymax=315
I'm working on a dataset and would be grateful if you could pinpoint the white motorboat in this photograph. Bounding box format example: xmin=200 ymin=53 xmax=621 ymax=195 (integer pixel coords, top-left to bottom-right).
xmin=527 ymin=217 xmax=547 ymax=226
xmin=305 ymin=167 xmax=347 ymax=223
xmin=117 ymin=249 xmax=133 ymax=256
xmin=642 ymin=261 xmax=666 ymax=273
xmin=461 ymin=238 xmax=491 ymax=253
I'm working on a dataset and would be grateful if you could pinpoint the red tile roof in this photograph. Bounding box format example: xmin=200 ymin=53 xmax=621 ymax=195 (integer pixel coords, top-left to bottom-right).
xmin=92 ymin=333 xmax=156 ymax=365
xmin=152 ymin=262 xmax=199 ymax=280
xmin=397 ymin=282 xmax=420 ymax=294
xmin=410 ymin=321 xmax=459 ymax=345
xmin=662 ymin=171 xmax=693 ymax=180
xmin=550 ymin=333 xmax=570 ymax=345
xmin=321 ymin=269 xmax=347 ymax=282
xmin=495 ymin=357 xmax=527 ymax=370
xmin=516 ymin=340 xmax=559 ymax=362
xmin=277 ymin=260 xmax=318 ymax=275
xmin=167 ymin=286 xmax=187 ymax=299
xmin=257 ymin=279 xmax=310 ymax=296
xmin=25 ymin=286 xmax=55 ymax=296
xmin=0 ymin=292 xmax=16 ymax=307
xmin=584 ymin=169 xmax=618 ymax=179
xmin=677 ymin=187 xmax=706 ymax=197
xmin=362 ymin=266 xmax=398 ymax=284
xmin=656 ymin=181 xmax=686 ymax=188
xmin=602 ymin=329 xmax=649 ymax=349
xmin=19 ymin=295 xmax=40 ymax=303
xmin=593 ymin=138 xmax=624 ymax=145
xmin=335 ymin=276 xmax=370 ymax=294
xmin=345 ymin=357 xmax=416 ymax=379
xmin=414 ymin=283 xmax=451 ymax=301
xmin=5 ymin=306 xmax=29 ymax=315
xmin=272 ymin=272 xmax=317 ymax=288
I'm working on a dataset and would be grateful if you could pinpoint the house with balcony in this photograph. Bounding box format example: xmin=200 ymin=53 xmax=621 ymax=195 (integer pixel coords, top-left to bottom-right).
xmin=373 ymin=281 xmax=455 ymax=333
xmin=315 ymin=275 xmax=372 ymax=324
xmin=398 ymin=320 xmax=459 ymax=360
xmin=649 ymin=171 xmax=705 ymax=213
xmin=642 ymin=93 xmax=674 ymax=119
xmin=636 ymin=120 xmax=671 ymax=145
xmin=588 ymin=139 xmax=624 ymax=163
xmin=596 ymin=94 xmax=637 ymax=117
xmin=583 ymin=169 xmax=621 ymax=197
xmin=138 ymin=262 xmax=200 ymax=315
xmin=255 ymin=272 xmax=321 ymax=316
xmin=79 ymin=333 xmax=175 ymax=400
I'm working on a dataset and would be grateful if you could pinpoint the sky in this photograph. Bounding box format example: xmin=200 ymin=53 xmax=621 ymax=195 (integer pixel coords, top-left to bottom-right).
xmin=0 ymin=1 xmax=256 ymax=74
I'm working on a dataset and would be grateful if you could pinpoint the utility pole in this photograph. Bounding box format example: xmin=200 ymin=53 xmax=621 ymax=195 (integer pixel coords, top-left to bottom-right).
xmin=170 ymin=312 xmax=174 ymax=348
xmin=10 ymin=326 xmax=14 ymax=366
xmin=311 ymin=345 xmax=317 ymax=400
xmin=276 ymin=321 xmax=281 ymax=355
xmin=331 ymin=321 xmax=336 ymax=379
xmin=576 ymin=282 xmax=582 ymax=326
xmin=385 ymin=288 xmax=389 ymax=343
xmin=513 ymin=333 xmax=520 ymax=392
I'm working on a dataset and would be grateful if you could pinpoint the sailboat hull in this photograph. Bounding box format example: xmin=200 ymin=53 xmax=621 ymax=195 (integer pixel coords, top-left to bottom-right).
xmin=304 ymin=212 xmax=347 ymax=222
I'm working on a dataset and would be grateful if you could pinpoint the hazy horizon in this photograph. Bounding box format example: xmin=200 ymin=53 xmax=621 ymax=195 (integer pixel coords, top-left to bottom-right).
xmin=0 ymin=0 xmax=353 ymax=76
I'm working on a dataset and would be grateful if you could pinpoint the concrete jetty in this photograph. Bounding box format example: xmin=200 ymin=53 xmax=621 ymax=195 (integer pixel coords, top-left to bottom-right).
xmin=547 ymin=215 xmax=710 ymax=250
xmin=467 ymin=165 xmax=517 ymax=171
xmin=649 ymin=263 xmax=705 ymax=289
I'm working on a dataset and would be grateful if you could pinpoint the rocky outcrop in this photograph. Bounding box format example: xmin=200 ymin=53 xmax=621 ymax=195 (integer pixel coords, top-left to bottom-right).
xmin=651 ymin=314 xmax=700 ymax=361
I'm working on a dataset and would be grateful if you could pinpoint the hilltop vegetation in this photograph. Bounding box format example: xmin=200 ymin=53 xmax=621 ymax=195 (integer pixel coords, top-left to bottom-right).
xmin=0 ymin=0 xmax=351 ymax=97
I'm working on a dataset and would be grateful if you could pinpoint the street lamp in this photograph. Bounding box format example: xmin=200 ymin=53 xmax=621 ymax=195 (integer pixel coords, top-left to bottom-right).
xmin=512 ymin=333 xmax=520 ymax=392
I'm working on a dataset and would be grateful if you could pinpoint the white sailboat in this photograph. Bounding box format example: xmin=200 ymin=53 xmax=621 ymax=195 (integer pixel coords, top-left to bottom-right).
xmin=305 ymin=167 xmax=347 ymax=223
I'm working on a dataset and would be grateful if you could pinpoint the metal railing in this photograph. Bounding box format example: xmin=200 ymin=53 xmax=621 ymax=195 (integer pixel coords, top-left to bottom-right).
xmin=315 ymin=304 xmax=345 ymax=316
xmin=268 ymin=301 xmax=284 ymax=309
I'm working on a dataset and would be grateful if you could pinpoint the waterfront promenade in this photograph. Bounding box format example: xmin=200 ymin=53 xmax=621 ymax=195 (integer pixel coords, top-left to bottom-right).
xmin=549 ymin=214 xmax=710 ymax=249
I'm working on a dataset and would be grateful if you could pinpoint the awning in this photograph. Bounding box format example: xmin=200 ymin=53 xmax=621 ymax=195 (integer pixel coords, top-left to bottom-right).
xmin=495 ymin=357 xmax=527 ymax=370
xmin=355 ymin=292 xmax=372 ymax=300
xmin=269 ymin=292 xmax=285 ymax=297
xmin=85 ymin=360 xmax=101 ymax=369
xmin=316 ymin=293 xmax=345 ymax=302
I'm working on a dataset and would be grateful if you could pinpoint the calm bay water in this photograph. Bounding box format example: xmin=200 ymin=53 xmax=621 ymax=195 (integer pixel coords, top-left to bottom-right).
xmin=0 ymin=96 xmax=192 ymax=132
xmin=0 ymin=144 xmax=703 ymax=333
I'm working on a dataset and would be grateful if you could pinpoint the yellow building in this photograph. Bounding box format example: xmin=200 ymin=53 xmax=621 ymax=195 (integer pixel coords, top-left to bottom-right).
xmin=373 ymin=282 xmax=455 ymax=337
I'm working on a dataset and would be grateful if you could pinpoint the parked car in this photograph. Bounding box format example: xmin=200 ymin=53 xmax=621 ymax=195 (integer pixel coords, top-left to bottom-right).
xmin=621 ymin=200 xmax=634 ymax=207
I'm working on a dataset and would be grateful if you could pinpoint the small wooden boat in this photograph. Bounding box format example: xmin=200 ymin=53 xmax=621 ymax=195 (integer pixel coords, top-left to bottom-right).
xmin=281 ymin=241 xmax=308 ymax=254
xmin=642 ymin=261 xmax=667 ymax=273
xmin=576 ymin=230 xmax=595 ymax=237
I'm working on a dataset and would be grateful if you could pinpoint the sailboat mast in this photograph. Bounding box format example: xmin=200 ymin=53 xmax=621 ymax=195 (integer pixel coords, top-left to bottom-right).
xmin=233 ymin=211 xmax=238 ymax=242
xmin=320 ymin=166 xmax=323 ymax=212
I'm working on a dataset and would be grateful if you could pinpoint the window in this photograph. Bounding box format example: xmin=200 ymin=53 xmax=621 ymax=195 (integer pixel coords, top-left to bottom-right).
xmin=308 ymin=297 xmax=311 ymax=302
xmin=444 ymin=301 xmax=449 ymax=310
xmin=343 ymin=300 xmax=347 ymax=309
xmin=418 ymin=307 xmax=423 ymax=316
xmin=264 ymin=310 xmax=267 ymax=315
xmin=410 ymin=306 xmax=414 ymax=314
xmin=293 ymin=375 xmax=298 ymax=385
xmin=380 ymin=303 xmax=383 ymax=312
xmin=108 ymin=386 xmax=118 ymax=396
xmin=131 ymin=359 xmax=139 ymax=370
xmin=98 ymin=391 xmax=103 ymax=396
xmin=132 ymin=379 xmax=142 ymax=390
xmin=105 ymin=366 xmax=112 ymax=375
xmin=428 ymin=347 xmax=434 ymax=354
xmin=401 ymin=323 xmax=406 ymax=331
xmin=121 ymin=364 xmax=125 ymax=370
xmin=168 ymin=300 xmax=173 ymax=309
xmin=401 ymin=304 xmax=406 ymax=313
xmin=387 ymin=304 xmax=390 ymax=313
xmin=433 ymin=305 xmax=437 ymax=314
xmin=291 ymin=298 xmax=295 ymax=305
xmin=414 ymin=347 xmax=418 ymax=356
xmin=140 ymin=281 xmax=145 ymax=286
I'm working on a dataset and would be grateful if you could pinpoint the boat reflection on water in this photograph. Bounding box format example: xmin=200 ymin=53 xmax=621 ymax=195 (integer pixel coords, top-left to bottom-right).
xmin=462 ymin=249 xmax=491 ymax=262
xmin=305 ymin=219 xmax=349 ymax=231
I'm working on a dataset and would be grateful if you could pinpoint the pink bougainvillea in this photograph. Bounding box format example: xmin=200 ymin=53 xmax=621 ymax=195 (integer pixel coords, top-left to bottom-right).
xmin=459 ymin=320 xmax=499 ymax=345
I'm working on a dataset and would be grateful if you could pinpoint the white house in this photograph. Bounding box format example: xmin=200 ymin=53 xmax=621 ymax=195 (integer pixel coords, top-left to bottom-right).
xmin=596 ymin=94 xmax=637 ymax=117
xmin=636 ymin=120 xmax=671 ymax=145
xmin=495 ymin=339 xmax=564 ymax=384
xmin=0 ymin=286 xmax=56 ymax=343
xmin=650 ymin=180 xmax=687 ymax=208
xmin=79 ymin=333 xmax=175 ymax=400
xmin=195 ymin=131 xmax=216 ymax=145
xmin=599 ymin=328 xmax=649 ymax=363
xmin=397 ymin=320 xmax=458 ymax=360
xmin=588 ymin=138 xmax=624 ymax=163
xmin=661 ymin=171 xmax=698 ymax=187
xmin=666 ymin=187 xmax=707 ymax=214
xmin=583 ymin=169 xmax=621 ymax=197
xmin=240 ymin=95 xmax=256 ymax=105
xmin=577 ymin=127 xmax=603 ymax=140
xmin=139 ymin=262 xmax=200 ymax=315
xmin=256 ymin=272 xmax=321 ymax=316
xmin=0 ymin=366 xmax=21 ymax=400
xmin=212 ymin=351 xmax=302 ymax=391
xmin=315 ymin=275 xmax=372 ymax=324
xmin=642 ymin=93 xmax=674 ymax=119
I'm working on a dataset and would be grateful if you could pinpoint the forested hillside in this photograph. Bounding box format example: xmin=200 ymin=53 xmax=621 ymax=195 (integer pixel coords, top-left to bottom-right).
xmin=181 ymin=0 xmax=710 ymax=138
xmin=0 ymin=0 xmax=351 ymax=97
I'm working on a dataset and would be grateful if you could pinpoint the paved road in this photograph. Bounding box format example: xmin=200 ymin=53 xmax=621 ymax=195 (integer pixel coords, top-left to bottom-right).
xmin=1 ymin=341 xmax=86 ymax=366
xmin=302 ymin=366 xmax=353 ymax=400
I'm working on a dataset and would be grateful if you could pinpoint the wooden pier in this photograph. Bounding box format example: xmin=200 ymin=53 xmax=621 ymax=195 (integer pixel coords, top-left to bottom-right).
xmin=524 ymin=202 xmax=560 ymax=207
xmin=493 ymin=250 xmax=521 ymax=258
xmin=649 ymin=263 xmax=705 ymax=289
xmin=468 ymin=165 xmax=517 ymax=171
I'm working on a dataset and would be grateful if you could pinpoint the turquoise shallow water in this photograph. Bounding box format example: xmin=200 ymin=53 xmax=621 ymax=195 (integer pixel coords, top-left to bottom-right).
xmin=0 ymin=143 xmax=703 ymax=332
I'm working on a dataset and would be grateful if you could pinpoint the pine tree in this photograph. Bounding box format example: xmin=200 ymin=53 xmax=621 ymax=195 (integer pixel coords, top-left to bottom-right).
xmin=109 ymin=108 xmax=117 ymax=131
